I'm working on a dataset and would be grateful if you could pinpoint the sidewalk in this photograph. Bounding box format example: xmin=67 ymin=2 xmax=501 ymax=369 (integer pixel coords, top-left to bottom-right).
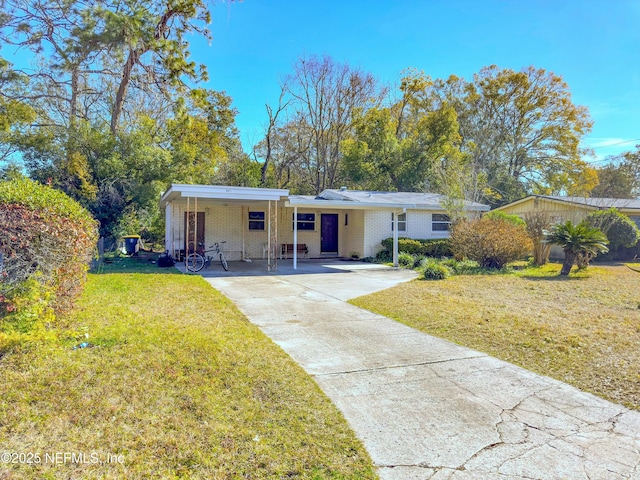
xmin=205 ymin=263 xmax=640 ymax=479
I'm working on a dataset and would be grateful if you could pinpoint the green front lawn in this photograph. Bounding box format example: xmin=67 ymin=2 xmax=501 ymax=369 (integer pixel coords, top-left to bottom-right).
xmin=351 ymin=263 xmax=640 ymax=410
xmin=0 ymin=258 xmax=376 ymax=479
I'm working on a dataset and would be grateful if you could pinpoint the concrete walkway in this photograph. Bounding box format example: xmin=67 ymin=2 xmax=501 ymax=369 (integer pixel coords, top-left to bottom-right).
xmin=204 ymin=262 xmax=640 ymax=479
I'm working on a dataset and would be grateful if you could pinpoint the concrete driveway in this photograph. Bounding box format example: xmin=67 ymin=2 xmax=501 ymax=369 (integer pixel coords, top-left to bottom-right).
xmin=204 ymin=261 xmax=640 ymax=479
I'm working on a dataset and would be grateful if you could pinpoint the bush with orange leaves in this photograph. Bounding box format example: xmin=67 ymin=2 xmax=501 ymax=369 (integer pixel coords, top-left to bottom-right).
xmin=449 ymin=216 xmax=533 ymax=270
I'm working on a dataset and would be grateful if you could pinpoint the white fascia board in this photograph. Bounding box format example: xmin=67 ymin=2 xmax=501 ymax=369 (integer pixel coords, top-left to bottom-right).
xmin=160 ymin=184 xmax=289 ymax=207
xmin=180 ymin=192 xmax=287 ymax=201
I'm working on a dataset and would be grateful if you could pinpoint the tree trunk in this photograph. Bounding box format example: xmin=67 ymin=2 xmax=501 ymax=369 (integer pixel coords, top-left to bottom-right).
xmin=560 ymin=251 xmax=575 ymax=275
xmin=111 ymin=49 xmax=139 ymax=134
xmin=110 ymin=8 xmax=176 ymax=134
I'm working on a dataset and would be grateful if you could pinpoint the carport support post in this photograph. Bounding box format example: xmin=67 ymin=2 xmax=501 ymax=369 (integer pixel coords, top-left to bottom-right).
xmin=393 ymin=209 xmax=399 ymax=267
xmin=293 ymin=206 xmax=298 ymax=270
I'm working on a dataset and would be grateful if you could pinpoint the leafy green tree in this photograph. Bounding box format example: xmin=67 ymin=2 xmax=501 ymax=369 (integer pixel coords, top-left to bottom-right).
xmin=592 ymin=148 xmax=640 ymax=199
xmin=431 ymin=66 xmax=594 ymax=205
xmin=545 ymin=221 xmax=608 ymax=275
xmin=341 ymin=69 xmax=467 ymax=202
xmin=0 ymin=1 xmax=245 ymax=242
xmin=0 ymin=58 xmax=36 ymax=165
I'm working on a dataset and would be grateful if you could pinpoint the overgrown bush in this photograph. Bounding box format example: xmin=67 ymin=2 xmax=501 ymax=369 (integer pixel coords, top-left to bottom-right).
xmin=449 ymin=217 xmax=533 ymax=269
xmin=585 ymin=208 xmax=639 ymax=253
xmin=419 ymin=258 xmax=451 ymax=280
xmin=381 ymin=238 xmax=452 ymax=257
xmin=0 ymin=178 xmax=98 ymax=352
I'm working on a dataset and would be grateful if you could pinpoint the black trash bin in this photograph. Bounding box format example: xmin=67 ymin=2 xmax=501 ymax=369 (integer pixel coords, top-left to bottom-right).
xmin=123 ymin=235 xmax=141 ymax=256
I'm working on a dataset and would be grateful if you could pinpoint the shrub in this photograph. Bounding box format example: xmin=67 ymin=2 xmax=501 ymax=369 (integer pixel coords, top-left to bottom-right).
xmin=441 ymin=258 xmax=481 ymax=275
xmin=412 ymin=254 xmax=426 ymax=268
xmin=545 ymin=221 xmax=608 ymax=275
xmin=374 ymin=249 xmax=392 ymax=263
xmin=0 ymin=178 xmax=98 ymax=351
xmin=585 ymin=208 xmax=639 ymax=252
xmin=397 ymin=252 xmax=415 ymax=269
xmin=381 ymin=238 xmax=453 ymax=257
xmin=449 ymin=217 xmax=533 ymax=269
xmin=419 ymin=258 xmax=451 ymax=280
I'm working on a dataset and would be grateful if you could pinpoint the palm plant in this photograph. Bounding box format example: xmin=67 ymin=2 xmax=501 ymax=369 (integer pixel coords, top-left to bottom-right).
xmin=545 ymin=221 xmax=609 ymax=275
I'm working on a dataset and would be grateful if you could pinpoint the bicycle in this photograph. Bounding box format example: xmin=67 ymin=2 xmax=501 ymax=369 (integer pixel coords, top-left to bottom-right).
xmin=185 ymin=242 xmax=229 ymax=272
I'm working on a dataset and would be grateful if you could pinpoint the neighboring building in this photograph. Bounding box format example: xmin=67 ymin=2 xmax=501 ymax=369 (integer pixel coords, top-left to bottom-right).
xmin=160 ymin=184 xmax=489 ymax=267
xmin=494 ymin=195 xmax=640 ymax=227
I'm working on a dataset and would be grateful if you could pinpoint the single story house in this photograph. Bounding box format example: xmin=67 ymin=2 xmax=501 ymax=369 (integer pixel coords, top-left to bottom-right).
xmin=160 ymin=184 xmax=489 ymax=269
xmin=493 ymin=195 xmax=640 ymax=227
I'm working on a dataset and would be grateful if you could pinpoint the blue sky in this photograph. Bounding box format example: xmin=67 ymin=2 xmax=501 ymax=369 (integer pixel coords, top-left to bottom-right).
xmin=196 ymin=0 xmax=640 ymax=162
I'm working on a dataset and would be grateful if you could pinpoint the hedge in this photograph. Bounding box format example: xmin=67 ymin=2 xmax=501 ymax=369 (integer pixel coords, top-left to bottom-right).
xmin=381 ymin=237 xmax=453 ymax=257
xmin=0 ymin=178 xmax=98 ymax=352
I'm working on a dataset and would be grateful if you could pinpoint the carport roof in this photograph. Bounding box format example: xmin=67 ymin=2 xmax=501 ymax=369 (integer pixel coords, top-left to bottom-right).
xmin=160 ymin=184 xmax=289 ymax=207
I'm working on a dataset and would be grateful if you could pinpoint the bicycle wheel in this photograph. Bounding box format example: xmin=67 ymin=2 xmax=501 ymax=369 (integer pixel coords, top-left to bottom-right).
xmin=186 ymin=253 xmax=205 ymax=272
xmin=219 ymin=253 xmax=229 ymax=271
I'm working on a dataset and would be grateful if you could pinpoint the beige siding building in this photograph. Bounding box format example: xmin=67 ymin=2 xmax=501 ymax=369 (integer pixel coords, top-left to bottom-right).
xmin=494 ymin=195 xmax=640 ymax=227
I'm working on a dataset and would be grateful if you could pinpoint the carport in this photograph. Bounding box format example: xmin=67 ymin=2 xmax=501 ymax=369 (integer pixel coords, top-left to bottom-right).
xmin=160 ymin=184 xmax=289 ymax=271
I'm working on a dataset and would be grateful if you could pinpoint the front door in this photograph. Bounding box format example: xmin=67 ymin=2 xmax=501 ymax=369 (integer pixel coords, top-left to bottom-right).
xmin=184 ymin=212 xmax=205 ymax=255
xmin=321 ymin=214 xmax=339 ymax=253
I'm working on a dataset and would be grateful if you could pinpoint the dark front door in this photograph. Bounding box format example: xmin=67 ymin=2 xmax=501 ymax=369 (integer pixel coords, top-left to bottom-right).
xmin=321 ymin=214 xmax=339 ymax=253
xmin=184 ymin=212 xmax=205 ymax=255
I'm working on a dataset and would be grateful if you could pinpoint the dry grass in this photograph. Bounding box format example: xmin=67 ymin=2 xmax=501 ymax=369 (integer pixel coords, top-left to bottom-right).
xmin=0 ymin=259 xmax=376 ymax=479
xmin=351 ymin=263 xmax=640 ymax=410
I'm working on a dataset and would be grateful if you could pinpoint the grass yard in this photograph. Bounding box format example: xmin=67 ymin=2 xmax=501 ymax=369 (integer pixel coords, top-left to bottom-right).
xmin=0 ymin=256 xmax=376 ymax=479
xmin=350 ymin=263 xmax=640 ymax=410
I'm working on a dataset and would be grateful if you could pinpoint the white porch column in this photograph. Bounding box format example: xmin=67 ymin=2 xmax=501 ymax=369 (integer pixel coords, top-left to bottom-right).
xmin=267 ymin=201 xmax=272 ymax=271
xmin=165 ymin=203 xmax=172 ymax=254
xmin=393 ymin=209 xmax=399 ymax=268
xmin=293 ymin=206 xmax=298 ymax=270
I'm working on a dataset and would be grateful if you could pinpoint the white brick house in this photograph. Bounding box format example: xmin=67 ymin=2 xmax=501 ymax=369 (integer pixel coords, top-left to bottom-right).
xmin=160 ymin=185 xmax=489 ymax=269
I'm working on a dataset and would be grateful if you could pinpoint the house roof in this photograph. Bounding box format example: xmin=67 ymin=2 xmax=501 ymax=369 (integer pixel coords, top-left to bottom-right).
xmin=287 ymin=189 xmax=490 ymax=211
xmin=495 ymin=195 xmax=640 ymax=212
xmin=160 ymin=184 xmax=490 ymax=212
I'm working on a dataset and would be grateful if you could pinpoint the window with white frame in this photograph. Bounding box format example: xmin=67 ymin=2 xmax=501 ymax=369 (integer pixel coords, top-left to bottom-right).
xmin=292 ymin=212 xmax=316 ymax=231
xmin=391 ymin=212 xmax=407 ymax=232
xmin=432 ymin=213 xmax=451 ymax=231
xmin=248 ymin=211 xmax=265 ymax=230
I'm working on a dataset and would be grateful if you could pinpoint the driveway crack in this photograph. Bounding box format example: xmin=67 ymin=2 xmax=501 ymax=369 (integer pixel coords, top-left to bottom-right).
xmin=312 ymin=354 xmax=487 ymax=377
